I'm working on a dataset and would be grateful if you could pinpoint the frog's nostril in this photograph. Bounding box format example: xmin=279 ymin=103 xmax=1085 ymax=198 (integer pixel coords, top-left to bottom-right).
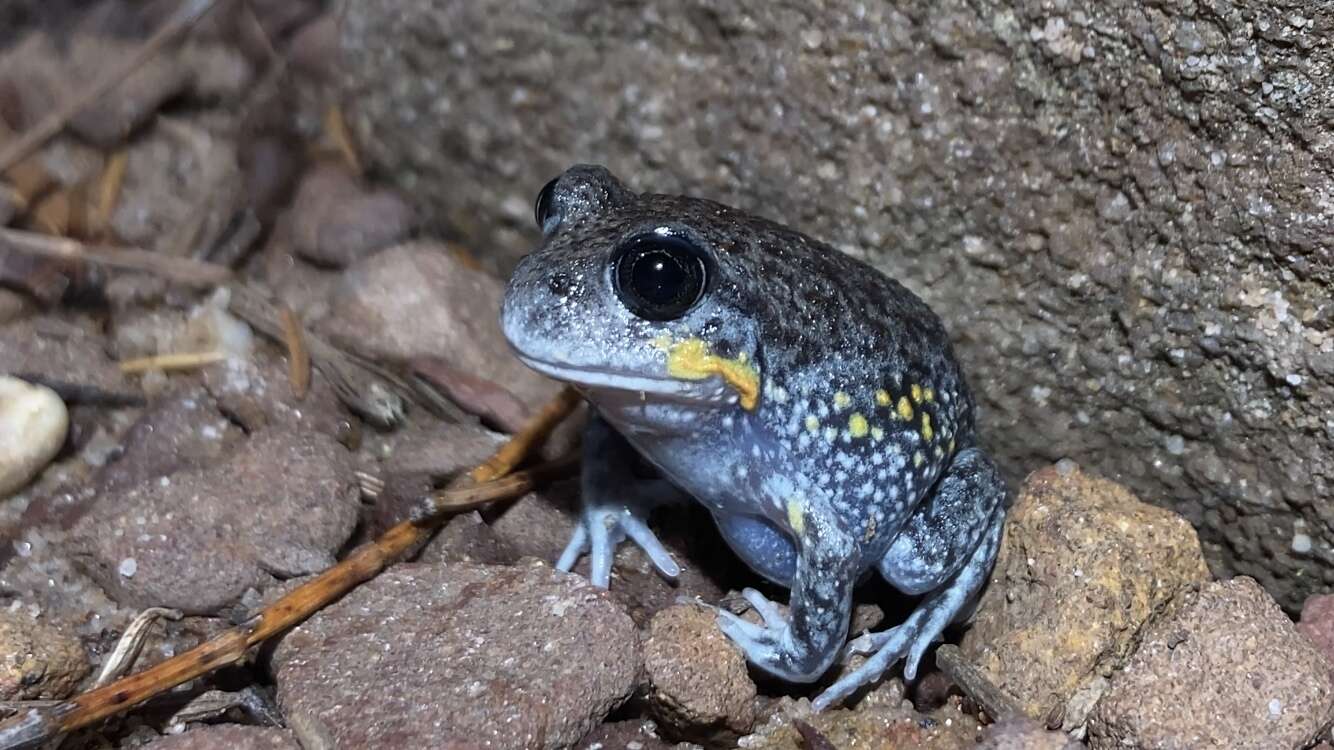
xmin=547 ymin=272 xmax=573 ymax=297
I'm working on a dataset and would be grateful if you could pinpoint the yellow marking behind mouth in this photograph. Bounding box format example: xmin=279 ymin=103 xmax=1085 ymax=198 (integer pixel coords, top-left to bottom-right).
xmin=663 ymin=338 xmax=760 ymax=410
xmin=786 ymin=497 xmax=806 ymax=536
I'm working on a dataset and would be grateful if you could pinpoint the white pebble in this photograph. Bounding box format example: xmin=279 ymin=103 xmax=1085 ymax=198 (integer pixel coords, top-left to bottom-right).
xmin=1268 ymin=698 xmax=1283 ymax=718
xmin=0 ymin=376 xmax=69 ymax=496
xmin=1291 ymin=533 xmax=1312 ymax=554
xmin=118 ymin=558 xmax=138 ymax=578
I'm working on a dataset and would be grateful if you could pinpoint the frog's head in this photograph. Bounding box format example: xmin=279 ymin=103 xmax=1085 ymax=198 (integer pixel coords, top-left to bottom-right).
xmin=501 ymin=165 xmax=764 ymax=429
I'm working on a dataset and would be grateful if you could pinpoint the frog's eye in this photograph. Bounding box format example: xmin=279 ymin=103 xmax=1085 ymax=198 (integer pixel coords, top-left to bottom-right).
xmin=611 ymin=234 xmax=708 ymax=321
xmin=534 ymin=176 xmax=560 ymax=231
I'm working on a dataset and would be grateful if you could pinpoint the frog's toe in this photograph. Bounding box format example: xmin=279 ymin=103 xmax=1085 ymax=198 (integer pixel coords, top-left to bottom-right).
xmin=555 ymin=524 xmax=589 ymax=573
xmin=716 ymin=607 xmax=771 ymax=642
xmin=740 ymin=587 xmax=786 ymax=630
xmin=813 ymin=625 xmax=916 ymax=712
xmin=843 ymin=624 xmax=900 ymax=659
xmin=619 ymin=511 xmax=681 ymax=579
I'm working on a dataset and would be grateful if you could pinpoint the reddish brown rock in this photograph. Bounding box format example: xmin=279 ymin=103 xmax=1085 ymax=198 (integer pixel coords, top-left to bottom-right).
xmin=316 ymin=241 xmax=559 ymax=409
xmin=643 ymin=603 xmax=756 ymax=742
xmin=1089 ymin=577 xmax=1334 ymax=750
xmin=69 ymin=428 xmax=359 ymax=613
xmin=961 ymin=462 xmax=1210 ymax=729
xmin=143 ymin=725 xmax=301 ymax=750
xmin=291 ymin=164 xmax=417 ymax=268
xmin=0 ymin=610 xmax=88 ymax=700
xmin=272 ymin=561 xmax=640 ymax=749
xmin=979 ymin=718 xmax=1083 ymax=749
xmin=1300 ymin=593 xmax=1334 ymax=670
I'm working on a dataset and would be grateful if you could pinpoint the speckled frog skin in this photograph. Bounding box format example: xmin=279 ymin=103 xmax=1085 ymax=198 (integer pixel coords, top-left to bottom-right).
xmin=501 ymin=165 xmax=1007 ymax=709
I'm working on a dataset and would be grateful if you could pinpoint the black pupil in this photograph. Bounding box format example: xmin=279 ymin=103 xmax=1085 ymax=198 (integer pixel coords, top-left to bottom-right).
xmin=613 ymin=236 xmax=707 ymax=321
xmin=631 ymin=251 xmax=688 ymax=306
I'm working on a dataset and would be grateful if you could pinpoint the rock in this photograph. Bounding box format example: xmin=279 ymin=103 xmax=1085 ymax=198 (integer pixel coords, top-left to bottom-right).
xmin=979 ymin=718 xmax=1082 ymax=750
xmin=1088 ymin=577 xmax=1334 ymax=750
xmin=1300 ymin=594 xmax=1334 ymax=668
xmin=291 ymin=164 xmax=417 ymax=268
xmin=367 ymin=420 xmax=506 ymax=534
xmin=411 ymin=356 xmax=532 ymax=433
xmin=69 ymin=428 xmax=359 ymax=613
xmin=0 ymin=316 xmax=128 ymax=394
xmin=200 ymin=347 xmax=350 ymax=439
xmin=180 ymin=41 xmax=256 ymax=102
xmin=316 ymin=241 xmax=558 ymax=409
xmin=143 ymin=725 xmax=301 ymax=750
xmin=575 ymin=720 xmax=676 ymax=750
xmin=0 ymin=376 xmax=68 ymax=496
xmin=271 ymin=561 xmax=640 ymax=749
xmin=287 ymin=14 xmax=339 ymax=79
xmin=738 ymin=690 xmax=983 ymax=749
xmin=960 ymin=463 xmax=1210 ymax=728
xmin=14 ymin=388 xmax=241 ymax=536
xmin=478 ymin=484 xmax=729 ymax=626
xmin=109 ymin=116 xmax=244 ymax=255
xmin=425 ymin=511 xmax=519 ymax=566
xmin=336 ymin=0 xmax=1334 ymax=612
xmin=0 ymin=609 xmax=88 ymax=700
xmin=93 ymin=388 xmax=242 ymax=496
xmin=66 ymin=35 xmax=191 ymax=146
xmin=0 ymin=290 xmax=31 ymax=324
xmin=643 ymin=604 xmax=756 ymax=742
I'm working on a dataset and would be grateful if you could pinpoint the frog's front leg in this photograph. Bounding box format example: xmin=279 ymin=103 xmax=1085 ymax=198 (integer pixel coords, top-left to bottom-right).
xmin=557 ymin=412 xmax=684 ymax=587
xmin=717 ymin=501 xmax=859 ymax=683
xmin=812 ymin=447 xmax=1007 ymax=710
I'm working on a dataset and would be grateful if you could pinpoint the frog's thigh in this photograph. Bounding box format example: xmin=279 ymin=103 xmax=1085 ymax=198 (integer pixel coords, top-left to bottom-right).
xmin=876 ymin=447 xmax=1006 ymax=595
xmin=713 ymin=512 xmax=798 ymax=587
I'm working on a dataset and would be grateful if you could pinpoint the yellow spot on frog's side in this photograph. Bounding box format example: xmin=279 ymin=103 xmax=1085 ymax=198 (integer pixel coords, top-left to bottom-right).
xmin=923 ymin=386 xmax=935 ymax=402
xmin=833 ymin=391 xmax=852 ymax=410
xmin=870 ymin=426 xmax=885 ymax=441
xmin=805 ymin=415 xmax=820 ymax=433
xmin=786 ymin=498 xmax=806 ymax=536
xmin=914 ymin=451 xmax=925 ymax=468
xmin=948 ymin=437 xmax=956 ymax=454
xmin=875 ymin=389 xmax=892 ymax=407
xmin=921 ymin=413 xmax=934 ymax=442
xmin=848 ymin=412 xmax=869 ymax=438
xmin=665 ymin=338 xmax=760 ymax=410
xmin=896 ymin=396 xmax=914 ymax=421
xmin=911 ymin=383 xmax=923 ymax=404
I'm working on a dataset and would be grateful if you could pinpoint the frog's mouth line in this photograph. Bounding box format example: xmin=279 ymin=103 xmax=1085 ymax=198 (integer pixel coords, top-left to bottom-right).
xmin=515 ymin=353 xmax=731 ymax=406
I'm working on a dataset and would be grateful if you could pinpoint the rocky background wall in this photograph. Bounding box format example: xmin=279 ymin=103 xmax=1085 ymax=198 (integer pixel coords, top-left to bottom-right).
xmin=335 ymin=0 xmax=1334 ymax=612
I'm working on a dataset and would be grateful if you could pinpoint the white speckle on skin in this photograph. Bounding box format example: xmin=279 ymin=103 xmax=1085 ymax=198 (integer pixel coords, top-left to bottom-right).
xmin=118 ymin=558 xmax=138 ymax=578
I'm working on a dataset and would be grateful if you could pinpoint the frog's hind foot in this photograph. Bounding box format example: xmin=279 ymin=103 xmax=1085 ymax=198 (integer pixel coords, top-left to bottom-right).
xmin=811 ymin=504 xmax=1003 ymax=712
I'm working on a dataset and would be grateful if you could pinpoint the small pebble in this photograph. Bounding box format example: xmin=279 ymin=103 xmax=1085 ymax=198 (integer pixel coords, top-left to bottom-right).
xmin=118 ymin=558 xmax=138 ymax=578
xmin=0 ymin=376 xmax=69 ymax=496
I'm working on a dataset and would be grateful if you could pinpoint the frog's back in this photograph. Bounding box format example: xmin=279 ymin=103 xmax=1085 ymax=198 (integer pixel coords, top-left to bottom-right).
xmin=667 ymin=195 xmax=977 ymax=452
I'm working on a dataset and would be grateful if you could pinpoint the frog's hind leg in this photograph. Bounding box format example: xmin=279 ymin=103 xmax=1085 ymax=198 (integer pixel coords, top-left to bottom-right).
xmin=811 ymin=447 xmax=1006 ymax=711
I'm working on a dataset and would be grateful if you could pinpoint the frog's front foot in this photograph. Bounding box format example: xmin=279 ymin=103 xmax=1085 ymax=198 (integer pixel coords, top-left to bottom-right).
xmin=716 ymin=588 xmax=827 ymax=683
xmin=556 ymin=502 xmax=681 ymax=588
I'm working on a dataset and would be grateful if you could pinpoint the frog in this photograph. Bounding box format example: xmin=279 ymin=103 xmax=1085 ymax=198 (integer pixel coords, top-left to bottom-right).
xmin=500 ymin=164 xmax=1007 ymax=710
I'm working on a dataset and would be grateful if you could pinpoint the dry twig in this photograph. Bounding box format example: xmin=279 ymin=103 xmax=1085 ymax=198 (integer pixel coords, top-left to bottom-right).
xmin=0 ymin=0 xmax=224 ymax=172
xmin=277 ymin=306 xmax=310 ymax=399
xmin=0 ymin=388 xmax=582 ymax=749
xmin=118 ymin=351 xmax=225 ymax=374
xmin=933 ymin=644 xmax=1025 ymax=723
xmin=0 ymin=227 xmax=232 ymax=287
